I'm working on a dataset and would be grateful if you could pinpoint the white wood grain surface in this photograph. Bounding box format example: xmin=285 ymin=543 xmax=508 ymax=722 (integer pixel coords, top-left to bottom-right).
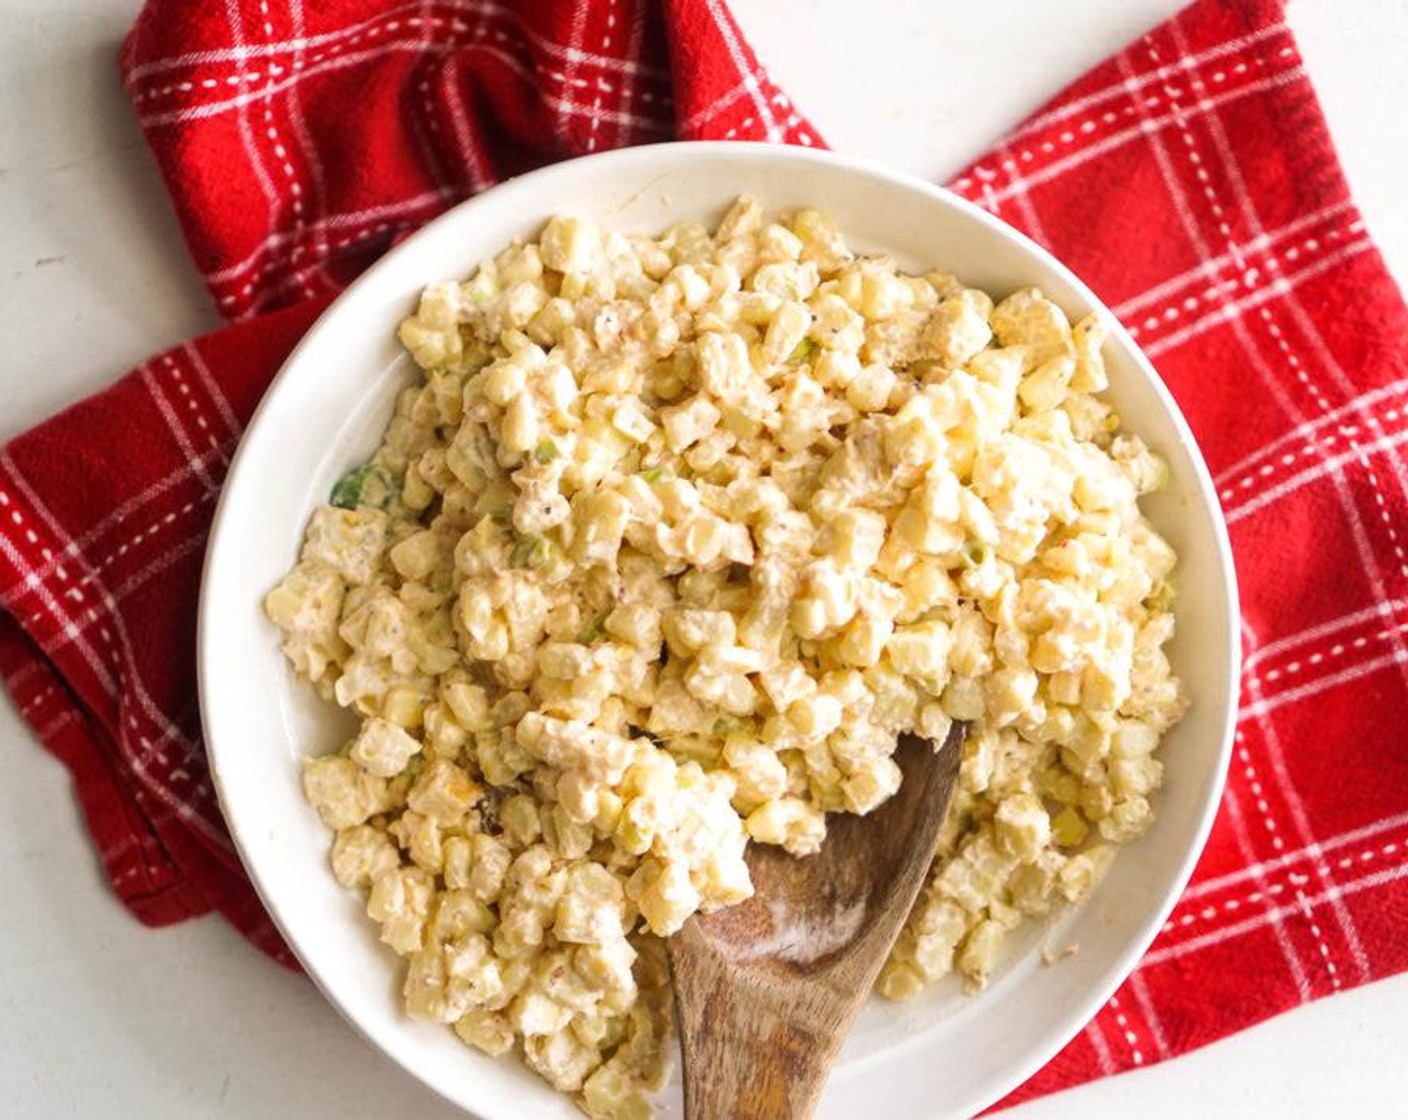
xmin=1 ymin=2 xmax=1404 ymax=1115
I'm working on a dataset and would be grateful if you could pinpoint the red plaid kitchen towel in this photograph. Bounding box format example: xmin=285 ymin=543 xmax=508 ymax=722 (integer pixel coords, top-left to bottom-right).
xmin=2 ymin=0 xmax=1405 ymax=1105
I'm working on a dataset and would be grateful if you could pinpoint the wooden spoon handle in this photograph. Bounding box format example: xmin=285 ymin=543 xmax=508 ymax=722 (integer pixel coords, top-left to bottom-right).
xmin=668 ymin=730 xmax=963 ymax=1119
xmin=670 ymin=925 xmax=843 ymax=1120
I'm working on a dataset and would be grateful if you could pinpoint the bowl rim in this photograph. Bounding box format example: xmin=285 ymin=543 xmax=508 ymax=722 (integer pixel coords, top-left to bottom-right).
xmin=198 ymin=139 xmax=1241 ymax=1119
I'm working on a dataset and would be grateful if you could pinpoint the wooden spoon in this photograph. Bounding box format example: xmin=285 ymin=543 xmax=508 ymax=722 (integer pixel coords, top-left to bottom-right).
xmin=669 ymin=725 xmax=964 ymax=1120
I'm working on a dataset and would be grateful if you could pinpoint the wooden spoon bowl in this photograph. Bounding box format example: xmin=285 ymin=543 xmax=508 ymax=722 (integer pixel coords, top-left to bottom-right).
xmin=669 ymin=726 xmax=964 ymax=1119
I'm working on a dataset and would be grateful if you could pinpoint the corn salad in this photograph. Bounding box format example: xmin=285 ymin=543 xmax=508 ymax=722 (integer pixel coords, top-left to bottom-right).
xmin=266 ymin=198 xmax=1186 ymax=1117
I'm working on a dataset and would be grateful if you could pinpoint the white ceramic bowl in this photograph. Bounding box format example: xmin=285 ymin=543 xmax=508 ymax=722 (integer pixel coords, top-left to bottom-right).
xmin=199 ymin=142 xmax=1239 ymax=1120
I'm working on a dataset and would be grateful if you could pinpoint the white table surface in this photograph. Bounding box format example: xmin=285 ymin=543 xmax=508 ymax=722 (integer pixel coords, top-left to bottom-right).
xmin=1 ymin=1 xmax=1404 ymax=1116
